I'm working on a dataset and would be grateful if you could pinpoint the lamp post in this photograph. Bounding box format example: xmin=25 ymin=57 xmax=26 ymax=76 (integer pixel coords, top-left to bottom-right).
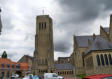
xmin=73 ymin=67 xmax=76 ymax=79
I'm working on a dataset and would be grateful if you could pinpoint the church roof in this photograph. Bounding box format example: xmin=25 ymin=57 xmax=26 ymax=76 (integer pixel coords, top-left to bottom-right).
xmin=76 ymin=36 xmax=93 ymax=47
xmin=85 ymin=36 xmax=112 ymax=55
xmin=54 ymin=63 xmax=74 ymax=70
xmin=104 ymin=27 xmax=109 ymax=34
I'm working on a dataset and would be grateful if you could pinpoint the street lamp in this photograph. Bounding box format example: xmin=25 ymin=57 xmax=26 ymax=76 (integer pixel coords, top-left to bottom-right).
xmin=73 ymin=67 xmax=76 ymax=79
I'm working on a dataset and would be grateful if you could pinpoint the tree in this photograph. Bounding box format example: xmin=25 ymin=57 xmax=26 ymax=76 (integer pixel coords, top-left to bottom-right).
xmin=2 ymin=51 xmax=7 ymax=58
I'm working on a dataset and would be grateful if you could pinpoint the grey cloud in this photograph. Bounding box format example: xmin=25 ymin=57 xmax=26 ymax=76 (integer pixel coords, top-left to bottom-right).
xmin=53 ymin=0 xmax=112 ymax=53
xmin=54 ymin=40 xmax=71 ymax=53
xmin=57 ymin=0 xmax=112 ymax=24
xmin=0 ymin=0 xmax=112 ymax=61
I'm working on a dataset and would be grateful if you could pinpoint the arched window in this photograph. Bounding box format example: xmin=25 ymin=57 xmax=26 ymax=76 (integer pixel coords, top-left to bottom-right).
xmin=39 ymin=23 xmax=41 ymax=30
xmin=108 ymin=54 xmax=112 ymax=65
xmin=104 ymin=54 xmax=109 ymax=65
xmin=100 ymin=54 xmax=105 ymax=66
xmin=82 ymin=52 xmax=85 ymax=66
xmin=44 ymin=22 xmax=46 ymax=29
xmin=96 ymin=55 xmax=101 ymax=66
xmin=42 ymin=22 xmax=43 ymax=30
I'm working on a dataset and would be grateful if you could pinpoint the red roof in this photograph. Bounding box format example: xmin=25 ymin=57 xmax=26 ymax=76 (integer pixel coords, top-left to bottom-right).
xmin=85 ymin=74 xmax=112 ymax=79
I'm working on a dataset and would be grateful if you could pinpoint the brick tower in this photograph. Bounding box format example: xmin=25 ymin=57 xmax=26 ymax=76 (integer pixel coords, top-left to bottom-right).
xmin=33 ymin=15 xmax=54 ymax=76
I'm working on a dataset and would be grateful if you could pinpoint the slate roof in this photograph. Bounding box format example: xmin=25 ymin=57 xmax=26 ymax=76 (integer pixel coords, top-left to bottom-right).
xmin=75 ymin=36 xmax=93 ymax=47
xmin=54 ymin=63 xmax=74 ymax=70
xmin=104 ymin=28 xmax=109 ymax=34
xmin=85 ymin=36 xmax=112 ymax=55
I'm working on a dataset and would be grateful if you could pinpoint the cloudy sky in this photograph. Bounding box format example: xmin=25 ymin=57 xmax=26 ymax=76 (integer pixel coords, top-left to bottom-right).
xmin=0 ymin=0 xmax=112 ymax=61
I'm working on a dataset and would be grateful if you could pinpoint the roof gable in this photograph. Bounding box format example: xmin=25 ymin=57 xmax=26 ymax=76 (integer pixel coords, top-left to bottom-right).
xmin=75 ymin=36 xmax=93 ymax=47
xmin=86 ymin=36 xmax=112 ymax=54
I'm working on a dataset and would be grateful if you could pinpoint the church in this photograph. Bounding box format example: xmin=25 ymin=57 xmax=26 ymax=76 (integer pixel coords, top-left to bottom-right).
xmin=70 ymin=14 xmax=112 ymax=76
xmin=18 ymin=14 xmax=112 ymax=78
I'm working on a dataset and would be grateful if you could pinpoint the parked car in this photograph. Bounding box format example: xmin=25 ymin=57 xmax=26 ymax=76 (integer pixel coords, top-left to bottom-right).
xmin=83 ymin=74 xmax=112 ymax=79
xmin=33 ymin=75 xmax=41 ymax=79
xmin=44 ymin=73 xmax=64 ymax=79
xmin=23 ymin=74 xmax=33 ymax=79
xmin=11 ymin=74 xmax=19 ymax=79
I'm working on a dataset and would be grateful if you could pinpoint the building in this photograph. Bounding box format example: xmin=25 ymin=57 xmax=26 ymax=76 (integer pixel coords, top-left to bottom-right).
xmin=18 ymin=55 xmax=33 ymax=70
xmin=18 ymin=14 xmax=112 ymax=77
xmin=32 ymin=15 xmax=54 ymax=76
xmin=70 ymin=14 xmax=112 ymax=76
xmin=58 ymin=57 xmax=70 ymax=64
xmin=0 ymin=58 xmax=29 ymax=78
xmin=84 ymin=36 xmax=112 ymax=76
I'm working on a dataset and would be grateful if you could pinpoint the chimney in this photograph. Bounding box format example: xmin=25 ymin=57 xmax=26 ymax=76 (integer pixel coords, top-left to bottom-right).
xmin=93 ymin=33 xmax=96 ymax=40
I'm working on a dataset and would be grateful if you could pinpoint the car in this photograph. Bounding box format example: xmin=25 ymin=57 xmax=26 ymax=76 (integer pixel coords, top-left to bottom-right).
xmin=33 ymin=75 xmax=41 ymax=79
xmin=11 ymin=74 xmax=19 ymax=79
xmin=44 ymin=73 xmax=64 ymax=79
xmin=83 ymin=74 xmax=112 ymax=79
xmin=23 ymin=74 xmax=33 ymax=79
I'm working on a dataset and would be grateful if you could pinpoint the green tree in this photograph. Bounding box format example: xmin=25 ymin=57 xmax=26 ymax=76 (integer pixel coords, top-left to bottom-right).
xmin=2 ymin=51 xmax=7 ymax=58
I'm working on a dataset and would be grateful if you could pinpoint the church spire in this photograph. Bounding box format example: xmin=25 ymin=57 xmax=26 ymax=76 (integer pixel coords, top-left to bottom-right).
xmin=0 ymin=8 xmax=2 ymax=34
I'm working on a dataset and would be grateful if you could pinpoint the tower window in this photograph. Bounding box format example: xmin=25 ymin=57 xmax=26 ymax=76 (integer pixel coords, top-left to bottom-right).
xmin=42 ymin=22 xmax=43 ymax=30
xmin=45 ymin=22 xmax=46 ymax=29
xmin=39 ymin=23 xmax=41 ymax=30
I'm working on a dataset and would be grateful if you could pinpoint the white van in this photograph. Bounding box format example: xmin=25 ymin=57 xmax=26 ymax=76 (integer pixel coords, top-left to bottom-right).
xmin=11 ymin=74 xmax=19 ymax=79
xmin=44 ymin=73 xmax=64 ymax=79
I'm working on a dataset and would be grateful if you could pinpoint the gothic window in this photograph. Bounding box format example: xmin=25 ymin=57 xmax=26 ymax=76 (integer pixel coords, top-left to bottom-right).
xmin=96 ymin=55 xmax=101 ymax=66
xmin=45 ymin=22 xmax=46 ymax=29
xmin=42 ymin=22 xmax=43 ymax=30
xmin=39 ymin=23 xmax=41 ymax=30
xmin=104 ymin=54 xmax=109 ymax=65
xmin=108 ymin=54 xmax=112 ymax=65
xmin=85 ymin=56 xmax=93 ymax=68
xmin=82 ymin=52 xmax=85 ymax=66
xmin=100 ymin=54 xmax=105 ymax=66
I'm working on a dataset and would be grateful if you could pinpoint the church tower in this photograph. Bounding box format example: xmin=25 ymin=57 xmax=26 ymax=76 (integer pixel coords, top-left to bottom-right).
xmin=33 ymin=15 xmax=54 ymax=76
